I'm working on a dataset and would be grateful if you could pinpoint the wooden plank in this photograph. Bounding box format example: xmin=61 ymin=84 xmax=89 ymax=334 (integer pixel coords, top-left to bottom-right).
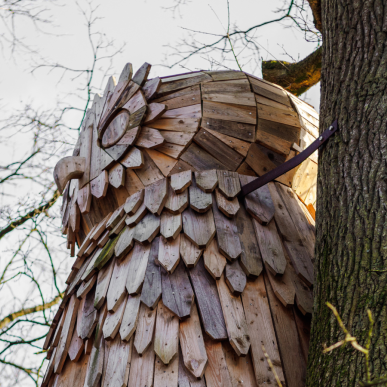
xmin=257 ymin=103 xmax=300 ymax=128
xmin=293 ymin=307 xmax=311 ymax=362
xmin=143 ymin=77 xmax=161 ymax=100
xmin=159 ymin=130 xmax=194 ymax=146
xmin=154 ymin=85 xmax=200 ymax=108
xmin=265 ymin=274 xmax=306 ymax=387
xmin=140 ymin=237 xmax=162 ymax=309
xmin=104 ymin=126 xmax=141 ymax=162
xmin=235 ymin=204 xmax=262 ymax=278
xmin=124 ymin=189 xmax=144 ymax=215
xmin=256 ymin=125 xmax=292 ymax=156
xmin=206 ymin=70 xmax=246 ymax=81
xmin=203 ymin=238 xmax=227 ymax=280
xmin=239 ymin=175 xmax=275 ymax=225
xmin=189 ymin=258 xmax=227 ymax=340
xmin=212 ymin=200 xmax=242 ymax=261
xmin=101 ymin=335 xmax=132 ymax=387
xmin=69 ymin=201 xmax=80 ymax=233
xmin=79 ymin=118 xmax=93 ymax=189
xmin=103 ymin=294 xmax=127 ymax=340
xmin=115 ymin=226 xmax=135 ymax=259
xmin=204 ymin=336 xmax=233 ymax=387
xmin=225 ymin=260 xmax=246 ymax=295
xmin=77 ymin=183 xmax=91 ymax=214
xmin=120 ymin=147 xmax=144 ymax=169
xmin=150 ymin=117 xmax=200 ymax=132
xmin=178 ymin=346 xmax=206 ymax=387
xmin=133 ymin=212 xmax=161 ymax=244
xmin=132 ymin=62 xmax=151 ymax=86
xmin=181 ymin=143 xmax=228 ymax=171
xmin=51 ymin=351 xmax=89 ymax=387
xmin=145 ymin=148 xmax=178 ymax=177
xmin=205 ymin=128 xmax=250 ymax=157
xmin=255 ymin=93 xmax=295 ymax=111
xmin=109 ymin=215 xmax=126 ymax=237
xmin=85 ymin=334 xmax=105 ymax=386
xmin=134 ymin=302 xmax=157 ymax=355
xmin=217 ymin=170 xmax=241 ymax=199
xmin=134 ymin=149 xmax=164 ymax=186
xmin=241 ymin=276 xmax=285 ymax=386
xmin=54 ymin=295 xmax=80 ymax=374
xmin=122 ymin=89 xmax=146 ymax=114
xmin=97 ymin=229 xmax=110 ymax=248
xmin=90 ymin=170 xmax=109 ymax=199
xmin=135 ymin=127 xmax=165 ymax=149
xmin=154 ymin=300 xmax=179 ymax=365
xmin=202 ymin=91 xmax=256 ymax=107
xmin=157 ymin=142 xmax=185 ymax=159
xmin=194 ymin=169 xmax=218 ymax=193
xmin=202 ymin=78 xmax=250 ymax=92
xmin=179 ymin=233 xmax=202 ymax=268
xmin=154 ymin=353 xmax=179 ymax=387
xmin=257 ymin=117 xmax=300 ymax=145
xmin=253 ymin=218 xmax=287 ymax=275
xmin=170 ymin=170 xmax=192 ymax=193
xmin=162 ymin=104 xmax=201 ymax=119
xmin=120 ymin=294 xmax=141 ymax=341
xmin=215 ymin=189 xmax=240 ymax=217
xmin=102 ymin=111 xmax=131 ymax=148
xmin=248 ymin=76 xmax=291 ymax=106
xmin=76 ymin=275 xmax=97 ymax=300
xmin=124 ymin=168 xmax=145 ymax=195
xmin=179 ymin=302 xmax=207 ymax=378
xmin=182 ymin=207 xmax=216 ymax=249
xmin=106 ymin=204 xmax=125 ymax=230
xmin=94 ymin=257 xmax=114 ymax=309
xmin=52 ymin=307 xmax=67 ymax=347
xmin=127 ymin=344 xmax=155 ymax=387
xmin=158 ymin=235 xmax=181 ymax=273
xmin=126 ymin=243 xmax=151 ymax=295
xmin=144 ymin=177 xmax=167 ymax=215
xmin=68 ymin=328 xmax=84 ymax=361
xmin=217 ymin=274 xmax=250 ymax=356
xmin=189 ymin=184 xmax=212 ymax=213
xmin=125 ymin=202 xmax=147 ymax=227
xmin=287 ymin=262 xmax=313 ymax=315
xmin=201 ymin=117 xmax=255 ymax=142
xmin=158 ymin=72 xmax=212 ymax=95
xmin=144 ymin=103 xmax=167 ymax=124
xmin=160 ymin=212 xmax=182 ymax=240
xmin=203 ymin=100 xmax=256 ymax=125
xmin=194 ymin=130 xmax=243 ymax=171
xmin=168 ymin=159 xmax=197 ymax=176
xmin=106 ymin=252 xmax=131 ymax=312
xmin=265 ymin=261 xmax=295 ymax=307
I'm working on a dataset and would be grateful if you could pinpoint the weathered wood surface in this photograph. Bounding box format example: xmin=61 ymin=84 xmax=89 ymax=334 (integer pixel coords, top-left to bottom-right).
xmin=103 ymin=294 xmax=127 ymax=340
xmin=114 ymin=226 xmax=135 ymax=259
xmin=125 ymin=169 xmax=145 ymax=195
xmin=77 ymin=183 xmax=91 ymax=214
xmin=241 ymin=275 xmax=285 ymax=386
xmin=158 ymin=234 xmax=181 ymax=273
xmin=105 ymin=127 xmax=141 ymax=162
xmin=143 ymin=77 xmax=161 ymax=100
xmin=140 ymin=237 xmax=162 ymax=309
xmin=201 ymin=117 xmax=255 ymax=142
xmin=68 ymin=328 xmax=84 ymax=362
xmin=143 ymin=103 xmax=167 ymax=124
xmin=181 ymin=143 xmax=228 ymax=171
xmin=108 ymin=163 xmax=125 ymax=188
xmin=145 ymin=148 xmax=178 ymax=176
xmin=154 ymin=300 xmax=179 ymax=365
xmin=239 ymin=175 xmax=275 ymax=225
xmin=165 ymin=182 xmax=189 ymax=214
xmin=125 ymin=202 xmax=147 ymax=227
xmin=178 ymin=346 xmax=206 ymax=387
xmin=154 ymin=353 xmax=179 ymax=387
xmin=179 ymin=233 xmax=202 ymax=268
xmin=102 ymin=111 xmax=130 ymax=148
xmin=194 ymin=169 xmax=218 ymax=192
xmin=54 ymin=156 xmax=86 ymax=194
xmin=151 ymin=117 xmax=200 ymax=132
xmin=90 ymin=170 xmax=109 ymax=199
xmin=51 ymin=351 xmax=89 ymax=387
xmin=126 ymin=243 xmax=151 ymax=295
xmin=154 ymin=85 xmax=200 ymax=109
xmin=120 ymin=294 xmax=141 ymax=342
xmin=203 ymin=238 xmax=227 ymax=280
xmin=76 ymin=275 xmax=97 ymax=300
xmin=124 ymin=188 xmax=144 ymax=216
xmin=203 ymin=101 xmax=256 ymax=125
xmin=265 ymin=262 xmax=295 ymax=308
xmin=134 ymin=149 xmax=164 ymax=186
xmin=225 ymin=260 xmax=246 ymax=295
xmin=217 ymin=275 xmax=250 ymax=356
xmin=159 ymin=130 xmax=194 ymax=146
xmin=127 ymin=344 xmax=155 ymax=387
xmin=94 ymin=257 xmax=114 ymax=309
xmin=106 ymin=204 xmax=125 ymax=230
xmin=120 ymin=147 xmax=144 ymax=169
xmin=132 ymin=62 xmax=151 ymax=86
xmin=135 ymin=127 xmax=165 ymax=149
xmin=287 ymin=262 xmax=313 ymax=315
xmin=179 ymin=302 xmax=207 ymax=378
xmin=134 ymin=302 xmax=157 ymax=355
xmin=214 ymin=189 xmax=240 ymax=217
xmin=189 ymin=258 xmax=227 ymax=340
xmin=182 ymin=207 xmax=216 ymax=249
xmin=170 ymin=170 xmax=192 ymax=193
xmin=160 ymin=211 xmax=182 ymax=240
xmin=133 ymin=212 xmax=160 ymax=244
xmin=217 ymin=170 xmax=241 ymax=199
xmin=144 ymin=177 xmax=167 ymax=215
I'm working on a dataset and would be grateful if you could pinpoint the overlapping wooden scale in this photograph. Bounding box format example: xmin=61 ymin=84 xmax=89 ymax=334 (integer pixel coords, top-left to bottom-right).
xmin=133 ymin=212 xmax=160 ymax=244
xmin=160 ymin=211 xmax=182 ymax=240
xmin=165 ymin=181 xmax=189 ymax=214
xmin=126 ymin=242 xmax=151 ymax=295
xmin=158 ymin=234 xmax=180 ymax=273
xmin=144 ymin=177 xmax=167 ymax=215
xmin=120 ymin=294 xmax=141 ymax=342
xmin=180 ymin=233 xmax=202 ymax=268
xmin=134 ymin=302 xmax=157 ymax=355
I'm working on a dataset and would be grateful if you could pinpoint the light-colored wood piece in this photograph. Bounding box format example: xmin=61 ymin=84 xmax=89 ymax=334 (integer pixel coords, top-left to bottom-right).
xmin=133 ymin=213 xmax=161 ymax=244
xmin=170 ymin=170 xmax=192 ymax=194
xmin=203 ymin=100 xmax=256 ymax=125
xmin=103 ymin=294 xmax=128 ymax=340
xmin=194 ymin=169 xmax=218 ymax=193
xmin=124 ymin=189 xmax=144 ymax=215
xmin=76 ymin=275 xmax=97 ymax=300
xmin=127 ymin=344 xmax=155 ymax=387
xmin=179 ymin=233 xmax=202 ymax=268
xmin=125 ymin=243 xmax=151 ymax=295
xmin=159 ymin=130 xmax=195 ymax=146
xmin=215 ymin=189 xmax=240 ymax=217
xmin=122 ymin=89 xmax=147 ymax=114
xmin=154 ymin=353 xmax=179 ymax=387
xmin=54 ymin=156 xmax=86 ymax=194
xmin=97 ymin=230 xmax=110 ymax=248
xmin=134 ymin=302 xmax=157 ymax=355
xmin=94 ymin=257 xmax=115 ymax=310
xmin=134 ymin=142 xmax=164 ymax=186
xmin=203 ymin=238 xmax=227 ymax=280
xmin=126 ymin=202 xmax=147 ymax=227
xmin=144 ymin=103 xmax=167 ymax=124
xmin=207 ymin=70 xmax=246 ymax=81
xmin=77 ymin=183 xmax=91 ymax=214
xmin=165 ymin=182 xmax=188 ymax=214
xmin=189 ymin=185 xmax=212 ymax=213
xmin=144 ymin=177 xmax=167 ymax=215
xmin=150 ymin=117 xmax=200 ymax=132
xmin=205 ymin=128 xmax=250 ymax=157
xmin=144 ymin=149 xmax=178 ymax=177
xmin=132 ymin=62 xmax=152 ymax=86
xmin=179 ymin=302 xmax=207 ymax=378
xmin=120 ymin=294 xmax=141 ymax=342
xmin=90 ymin=170 xmax=109 ymax=198
xmin=108 ymin=163 xmax=125 ymax=188
xmin=135 ymin=127 xmax=165 ymax=149
xmin=154 ymin=300 xmax=179 ymax=365
xmin=102 ymin=111 xmax=131 ymax=148
xmin=114 ymin=226 xmax=135 ymax=259
xmin=143 ymin=77 xmax=161 ymax=100
xmin=156 ymin=142 xmax=185 ymax=159
xmin=125 ymin=168 xmax=145 ymax=195
xmin=217 ymin=274 xmax=250 ymax=356
xmin=158 ymin=234 xmax=181 ymax=273
xmin=68 ymin=328 xmax=84 ymax=362
xmin=120 ymin=147 xmax=144 ymax=169
xmin=160 ymin=211 xmax=182 ymax=240
xmin=216 ymin=170 xmax=241 ymax=199
xmin=106 ymin=204 xmax=125 ymax=230
xmin=162 ymin=104 xmax=201 ymax=119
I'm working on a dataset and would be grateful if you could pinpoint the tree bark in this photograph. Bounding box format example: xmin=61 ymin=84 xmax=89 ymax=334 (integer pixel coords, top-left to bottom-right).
xmin=262 ymin=47 xmax=321 ymax=96
xmin=307 ymin=1 xmax=387 ymax=386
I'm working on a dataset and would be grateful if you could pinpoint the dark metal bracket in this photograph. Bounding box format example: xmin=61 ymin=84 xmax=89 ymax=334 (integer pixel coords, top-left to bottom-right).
xmin=239 ymin=120 xmax=338 ymax=198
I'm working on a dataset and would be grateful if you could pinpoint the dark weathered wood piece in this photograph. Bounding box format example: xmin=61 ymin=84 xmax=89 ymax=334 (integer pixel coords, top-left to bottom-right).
xmin=225 ymin=260 xmax=246 ymax=295
xmin=124 ymin=188 xmax=144 ymax=215
xmin=214 ymin=188 xmax=240 ymax=217
xmin=194 ymin=169 xmax=218 ymax=193
xmin=182 ymin=207 xmax=216 ymax=249
xmin=106 ymin=204 xmax=125 ymax=230
xmin=239 ymin=175 xmax=275 ymax=225
xmin=140 ymin=237 xmax=162 ymax=309
xmin=133 ymin=212 xmax=161 ymax=244
xmin=235 ymin=204 xmax=263 ymax=278
xmin=144 ymin=177 xmax=167 ymax=215
xmin=170 ymin=170 xmax=192 ymax=193
xmin=180 ymin=143 xmax=228 ymax=171
xmin=201 ymin=117 xmax=255 ymax=142
xmin=189 ymin=258 xmax=227 ymax=340
xmin=212 ymin=199 xmax=242 ymax=261
xmin=143 ymin=77 xmax=161 ymax=100
xmin=287 ymin=262 xmax=313 ymax=315
xmin=217 ymin=170 xmax=241 ymax=200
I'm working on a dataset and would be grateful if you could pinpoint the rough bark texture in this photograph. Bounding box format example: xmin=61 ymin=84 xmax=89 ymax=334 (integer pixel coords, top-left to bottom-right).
xmin=307 ymin=1 xmax=387 ymax=386
xmin=262 ymin=47 xmax=322 ymax=96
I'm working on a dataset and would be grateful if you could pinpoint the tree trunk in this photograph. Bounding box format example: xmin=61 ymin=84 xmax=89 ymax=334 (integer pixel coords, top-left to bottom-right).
xmin=307 ymin=1 xmax=387 ymax=386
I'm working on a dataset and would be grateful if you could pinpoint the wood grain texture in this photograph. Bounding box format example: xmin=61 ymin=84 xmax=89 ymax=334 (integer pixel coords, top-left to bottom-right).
xmin=212 ymin=200 xmax=242 ymax=261
xmin=182 ymin=207 xmax=216 ymax=249
xmin=189 ymin=258 xmax=227 ymax=340
xmin=154 ymin=85 xmax=200 ymax=108
xmin=178 ymin=345 xmax=206 ymax=387
xmin=150 ymin=117 xmax=200 ymax=132
xmin=205 ymin=128 xmax=251 ymax=157
xmin=68 ymin=328 xmax=84 ymax=362
xmin=287 ymin=262 xmax=313 ymax=315
xmin=235 ymin=204 xmax=263 ymax=278
xmin=194 ymin=130 xmax=243 ymax=171
xmin=134 ymin=302 xmax=157 ymax=355
xmin=134 ymin=149 xmax=164 ymax=186
xmin=132 ymin=62 xmax=151 ymax=86
xmin=180 ymin=143 xmax=228 ymax=171
xmin=189 ymin=185 xmax=212 ymax=213
xmin=201 ymin=117 xmax=255 ymax=142
xmin=248 ymin=76 xmax=291 ymax=106
xmin=265 ymin=262 xmax=295 ymax=308
xmin=120 ymin=147 xmax=144 ymax=169
xmin=51 ymin=351 xmax=89 ymax=387
xmin=125 ymin=202 xmax=147 ymax=227
xmin=103 ymin=294 xmax=127 ymax=340
xmin=133 ymin=212 xmax=160 ymax=244
xmin=76 ymin=275 xmax=97 ymax=300
xmin=106 ymin=204 xmax=125 ymax=230
xmin=165 ymin=181 xmax=189 ymax=214
xmin=154 ymin=353 xmax=179 ymax=387
xmin=158 ymin=235 xmax=181 ymax=273
xmin=143 ymin=103 xmax=167 ymax=124
xmin=170 ymin=170 xmax=192 ymax=193
xmin=125 ymin=169 xmax=145 ymax=196
xmin=105 ymin=126 xmax=141 ymax=162
xmin=157 ymin=72 xmax=212 ymax=95
xmin=90 ymin=170 xmax=109 ymax=199
xmin=194 ymin=169 xmax=218 ymax=193
xmin=253 ymin=219 xmax=287 ymax=275
xmin=77 ymin=183 xmax=92 ymax=214
xmin=114 ymin=226 xmax=135 ymax=259
xmin=214 ymin=189 xmax=240 ymax=218
xmin=154 ymin=300 xmax=179 ymax=365
xmin=157 ymin=142 xmax=185 ymax=159
xmin=143 ymin=77 xmax=161 ymax=100
xmin=179 ymin=233 xmax=202 ymax=268
xmin=119 ymin=294 xmax=141 ymax=342
xmin=225 ymin=260 xmax=246 ymax=295
xmin=140 ymin=237 xmax=162 ymax=309
xmin=121 ymin=88 xmax=145 ymax=114
xmin=217 ymin=170 xmax=241 ymax=199
xmin=217 ymin=274 xmax=250 ymax=356
xmin=145 ymin=148 xmax=178 ymax=177
xmin=159 ymin=130 xmax=195 ymax=146
xmin=135 ymin=127 xmax=165 ymax=149
xmin=203 ymin=238 xmax=227 ymax=280
xmin=239 ymin=175 xmax=275 ymax=225
xmin=241 ymin=276 xmax=285 ymax=386
xmin=160 ymin=212 xmax=182 ymax=240
xmin=203 ymin=100 xmax=256 ymax=125
xmin=162 ymin=104 xmax=201 ymax=119
xmin=127 ymin=344 xmax=155 ymax=387
xmin=179 ymin=302 xmax=207 ymax=378
xmin=94 ymin=257 xmax=115 ymax=310
xmin=144 ymin=177 xmax=167 ymax=215
xmin=126 ymin=242 xmax=151 ymax=295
